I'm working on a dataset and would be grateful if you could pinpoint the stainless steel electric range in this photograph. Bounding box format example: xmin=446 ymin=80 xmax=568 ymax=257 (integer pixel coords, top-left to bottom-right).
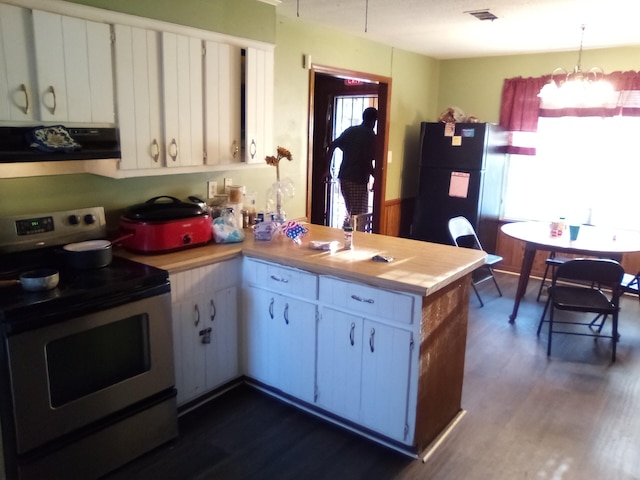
xmin=0 ymin=207 xmax=178 ymax=480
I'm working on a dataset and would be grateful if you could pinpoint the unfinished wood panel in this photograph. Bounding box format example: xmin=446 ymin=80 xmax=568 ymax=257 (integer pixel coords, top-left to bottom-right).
xmin=414 ymin=274 xmax=470 ymax=451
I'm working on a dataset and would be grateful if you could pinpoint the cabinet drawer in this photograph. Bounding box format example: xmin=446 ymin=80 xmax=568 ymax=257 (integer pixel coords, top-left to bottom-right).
xmin=243 ymin=258 xmax=318 ymax=300
xmin=319 ymin=277 xmax=413 ymax=324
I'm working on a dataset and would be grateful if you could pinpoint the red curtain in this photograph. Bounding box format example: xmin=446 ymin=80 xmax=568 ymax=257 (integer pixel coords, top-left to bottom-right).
xmin=610 ymin=71 xmax=640 ymax=116
xmin=499 ymin=71 xmax=640 ymax=155
xmin=499 ymin=76 xmax=549 ymax=155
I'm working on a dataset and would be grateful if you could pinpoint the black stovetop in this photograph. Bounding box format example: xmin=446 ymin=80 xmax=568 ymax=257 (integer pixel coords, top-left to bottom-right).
xmin=0 ymin=247 xmax=169 ymax=334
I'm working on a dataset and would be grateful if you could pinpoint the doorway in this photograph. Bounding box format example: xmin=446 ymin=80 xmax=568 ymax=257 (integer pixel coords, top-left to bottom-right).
xmin=326 ymin=95 xmax=378 ymax=228
xmin=306 ymin=66 xmax=390 ymax=233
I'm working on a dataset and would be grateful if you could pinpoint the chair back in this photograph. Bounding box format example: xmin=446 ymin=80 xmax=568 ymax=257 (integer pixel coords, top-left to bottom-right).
xmin=553 ymin=258 xmax=625 ymax=291
xmin=448 ymin=216 xmax=482 ymax=250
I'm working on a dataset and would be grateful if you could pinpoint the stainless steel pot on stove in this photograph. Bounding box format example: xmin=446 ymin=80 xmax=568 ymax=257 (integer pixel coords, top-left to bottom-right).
xmin=0 ymin=268 xmax=59 ymax=291
xmin=62 ymin=239 xmax=113 ymax=269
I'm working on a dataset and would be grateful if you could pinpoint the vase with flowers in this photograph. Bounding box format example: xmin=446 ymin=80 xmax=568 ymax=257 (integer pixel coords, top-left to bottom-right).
xmin=265 ymin=146 xmax=294 ymax=222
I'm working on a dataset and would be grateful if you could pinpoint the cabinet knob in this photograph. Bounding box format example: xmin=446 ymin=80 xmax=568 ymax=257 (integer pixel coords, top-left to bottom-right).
xmin=350 ymin=294 xmax=374 ymax=304
xmin=194 ymin=304 xmax=200 ymax=326
xmin=20 ymin=84 xmax=29 ymax=115
xmin=151 ymin=139 xmax=160 ymax=162
xmin=369 ymin=327 xmax=376 ymax=353
xmin=169 ymin=138 xmax=178 ymax=162
xmin=45 ymin=85 xmax=57 ymax=115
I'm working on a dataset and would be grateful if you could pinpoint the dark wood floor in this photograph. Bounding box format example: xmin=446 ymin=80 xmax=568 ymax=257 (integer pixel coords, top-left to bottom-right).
xmin=105 ymin=272 xmax=640 ymax=480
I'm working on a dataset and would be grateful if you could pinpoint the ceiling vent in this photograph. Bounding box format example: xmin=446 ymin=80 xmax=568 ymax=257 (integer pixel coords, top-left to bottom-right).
xmin=466 ymin=9 xmax=498 ymax=21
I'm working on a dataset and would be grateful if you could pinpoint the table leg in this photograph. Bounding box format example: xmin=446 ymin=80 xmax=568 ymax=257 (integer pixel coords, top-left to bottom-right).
xmin=509 ymin=244 xmax=537 ymax=323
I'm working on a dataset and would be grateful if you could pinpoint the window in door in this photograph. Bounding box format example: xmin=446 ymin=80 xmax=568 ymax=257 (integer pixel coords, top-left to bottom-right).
xmin=327 ymin=95 xmax=378 ymax=228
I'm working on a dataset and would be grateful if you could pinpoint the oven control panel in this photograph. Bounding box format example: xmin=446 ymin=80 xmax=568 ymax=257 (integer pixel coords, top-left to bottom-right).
xmin=0 ymin=206 xmax=107 ymax=253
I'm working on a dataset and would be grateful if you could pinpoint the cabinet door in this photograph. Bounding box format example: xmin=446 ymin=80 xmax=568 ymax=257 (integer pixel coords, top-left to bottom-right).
xmin=32 ymin=10 xmax=114 ymax=123
xmin=360 ymin=319 xmax=412 ymax=441
xmin=171 ymin=299 xmax=185 ymax=401
xmin=316 ymin=308 xmax=362 ymax=422
xmin=272 ymin=295 xmax=316 ymax=403
xmin=177 ymin=297 xmax=207 ymax=403
xmin=243 ymin=46 xmax=273 ymax=164
xmin=113 ymin=25 xmax=163 ymax=170
xmin=162 ymin=32 xmax=203 ymax=168
xmin=243 ymin=285 xmax=278 ymax=385
xmin=171 ymin=263 xmax=240 ymax=406
xmin=206 ymin=286 xmax=239 ymax=389
xmin=0 ymin=4 xmax=37 ymax=122
xmin=204 ymin=40 xmax=241 ymax=165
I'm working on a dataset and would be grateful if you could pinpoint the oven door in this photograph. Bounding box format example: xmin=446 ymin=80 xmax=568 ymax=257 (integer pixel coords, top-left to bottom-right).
xmin=6 ymin=292 xmax=174 ymax=454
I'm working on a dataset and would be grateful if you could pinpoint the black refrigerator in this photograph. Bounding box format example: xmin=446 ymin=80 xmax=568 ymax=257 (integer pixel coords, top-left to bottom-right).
xmin=411 ymin=122 xmax=506 ymax=253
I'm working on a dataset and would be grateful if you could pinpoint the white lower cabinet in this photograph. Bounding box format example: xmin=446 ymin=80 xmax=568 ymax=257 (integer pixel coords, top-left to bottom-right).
xmin=241 ymin=259 xmax=415 ymax=444
xmin=315 ymin=308 xmax=363 ymax=422
xmin=316 ymin=306 xmax=413 ymax=442
xmin=170 ymin=259 xmax=240 ymax=406
xmin=244 ymin=285 xmax=316 ymax=403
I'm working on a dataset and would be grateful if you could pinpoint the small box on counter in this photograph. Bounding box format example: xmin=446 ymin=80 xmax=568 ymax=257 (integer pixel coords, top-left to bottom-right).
xmin=254 ymin=221 xmax=277 ymax=241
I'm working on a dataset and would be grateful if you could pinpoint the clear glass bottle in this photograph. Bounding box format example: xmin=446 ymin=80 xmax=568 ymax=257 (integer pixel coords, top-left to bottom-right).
xmin=343 ymin=226 xmax=353 ymax=249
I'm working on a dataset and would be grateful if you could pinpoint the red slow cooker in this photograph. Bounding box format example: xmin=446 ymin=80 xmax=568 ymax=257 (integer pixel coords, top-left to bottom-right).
xmin=119 ymin=196 xmax=212 ymax=253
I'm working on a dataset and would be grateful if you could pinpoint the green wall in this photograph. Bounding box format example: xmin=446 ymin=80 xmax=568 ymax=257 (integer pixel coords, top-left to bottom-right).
xmin=1 ymin=0 xmax=639 ymax=229
xmin=437 ymin=46 xmax=640 ymax=123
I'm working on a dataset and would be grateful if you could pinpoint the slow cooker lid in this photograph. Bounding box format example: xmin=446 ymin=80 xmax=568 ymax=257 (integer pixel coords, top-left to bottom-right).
xmin=123 ymin=196 xmax=207 ymax=221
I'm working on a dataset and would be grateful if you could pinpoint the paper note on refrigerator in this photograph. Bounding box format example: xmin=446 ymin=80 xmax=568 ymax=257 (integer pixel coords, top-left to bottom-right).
xmin=444 ymin=122 xmax=455 ymax=137
xmin=449 ymin=171 xmax=470 ymax=198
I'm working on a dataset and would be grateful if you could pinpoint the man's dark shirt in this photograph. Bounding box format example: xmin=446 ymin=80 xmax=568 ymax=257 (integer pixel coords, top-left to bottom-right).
xmin=333 ymin=124 xmax=375 ymax=184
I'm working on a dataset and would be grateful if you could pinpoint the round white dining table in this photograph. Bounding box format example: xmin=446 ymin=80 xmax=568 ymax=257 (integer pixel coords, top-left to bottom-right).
xmin=501 ymin=221 xmax=640 ymax=322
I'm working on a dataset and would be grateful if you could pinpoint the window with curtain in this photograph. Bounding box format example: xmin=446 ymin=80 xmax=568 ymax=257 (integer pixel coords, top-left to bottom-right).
xmin=500 ymin=71 xmax=640 ymax=232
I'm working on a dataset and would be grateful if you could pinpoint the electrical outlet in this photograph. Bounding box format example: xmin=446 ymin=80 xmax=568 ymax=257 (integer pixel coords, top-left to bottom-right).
xmin=207 ymin=181 xmax=217 ymax=198
xmin=224 ymin=178 xmax=233 ymax=189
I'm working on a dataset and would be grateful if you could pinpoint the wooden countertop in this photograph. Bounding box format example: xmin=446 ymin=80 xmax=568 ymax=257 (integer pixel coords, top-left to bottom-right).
xmin=116 ymin=224 xmax=486 ymax=297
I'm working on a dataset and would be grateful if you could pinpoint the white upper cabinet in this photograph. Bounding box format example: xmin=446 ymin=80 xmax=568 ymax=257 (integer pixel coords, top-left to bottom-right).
xmin=161 ymin=32 xmax=204 ymax=168
xmin=114 ymin=27 xmax=205 ymax=171
xmin=204 ymin=42 xmax=274 ymax=167
xmin=243 ymin=46 xmax=274 ymax=164
xmin=0 ymin=3 xmax=37 ymax=123
xmin=0 ymin=4 xmax=114 ymax=125
xmin=0 ymin=0 xmax=275 ymax=178
xmin=112 ymin=24 xmax=163 ymax=171
xmin=204 ymin=40 xmax=241 ymax=165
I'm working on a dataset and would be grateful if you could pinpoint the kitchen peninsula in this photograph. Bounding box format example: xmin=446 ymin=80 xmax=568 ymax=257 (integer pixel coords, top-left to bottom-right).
xmin=118 ymin=224 xmax=485 ymax=459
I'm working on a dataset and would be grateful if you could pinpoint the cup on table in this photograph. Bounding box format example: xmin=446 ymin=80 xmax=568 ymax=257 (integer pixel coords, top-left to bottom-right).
xmin=569 ymin=224 xmax=580 ymax=241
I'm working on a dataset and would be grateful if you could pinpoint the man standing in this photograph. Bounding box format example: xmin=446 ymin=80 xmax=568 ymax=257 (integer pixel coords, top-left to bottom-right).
xmin=326 ymin=107 xmax=377 ymax=227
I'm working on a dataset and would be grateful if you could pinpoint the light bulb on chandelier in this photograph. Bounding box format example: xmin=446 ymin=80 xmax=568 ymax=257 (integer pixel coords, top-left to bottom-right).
xmin=538 ymin=25 xmax=615 ymax=106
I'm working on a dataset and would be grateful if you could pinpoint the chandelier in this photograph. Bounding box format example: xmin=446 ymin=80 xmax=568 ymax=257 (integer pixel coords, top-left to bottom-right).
xmin=538 ymin=25 xmax=615 ymax=106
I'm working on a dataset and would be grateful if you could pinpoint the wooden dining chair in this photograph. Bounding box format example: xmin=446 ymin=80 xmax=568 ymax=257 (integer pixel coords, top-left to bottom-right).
xmin=448 ymin=216 xmax=503 ymax=307
xmin=536 ymin=258 xmax=624 ymax=362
